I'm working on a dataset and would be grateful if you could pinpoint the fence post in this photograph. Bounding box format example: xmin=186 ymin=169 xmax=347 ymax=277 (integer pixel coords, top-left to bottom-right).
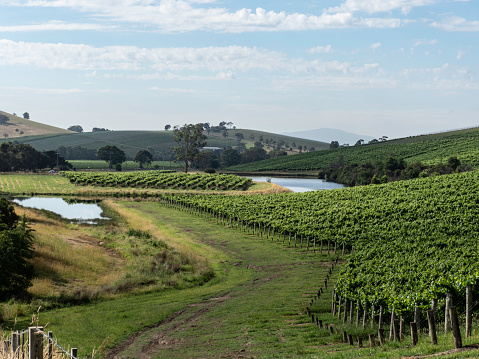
xmin=36 ymin=331 xmax=43 ymax=359
xmin=466 ymin=284 xmax=472 ymax=338
xmin=378 ymin=328 xmax=385 ymax=345
xmin=449 ymin=306 xmax=462 ymax=349
xmin=362 ymin=303 xmax=368 ymax=329
xmin=410 ymin=322 xmax=418 ymax=346
xmin=427 ymin=310 xmax=437 ymax=345
xmin=47 ymin=332 xmax=53 ymax=359
xmin=337 ymin=296 xmax=342 ymax=319
xmin=29 ymin=327 xmax=36 ymax=359
xmin=378 ymin=306 xmax=384 ymax=330
xmin=356 ymin=302 xmax=361 ymax=327
xmin=12 ymin=332 xmax=19 ymax=357
xmin=349 ymin=300 xmax=354 ymax=324
xmin=414 ymin=302 xmax=421 ymax=333
xmin=343 ymin=298 xmax=349 ymax=324
xmin=445 ymin=292 xmax=452 ymax=334
xmin=389 ymin=309 xmax=395 ymax=341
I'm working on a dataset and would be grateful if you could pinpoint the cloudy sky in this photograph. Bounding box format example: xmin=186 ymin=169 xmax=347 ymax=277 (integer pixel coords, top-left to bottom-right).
xmin=0 ymin=0 xmax=477 ymax=139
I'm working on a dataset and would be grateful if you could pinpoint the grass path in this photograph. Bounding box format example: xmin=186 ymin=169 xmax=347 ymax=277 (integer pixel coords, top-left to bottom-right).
xmin=106 ymin=201 xmax=337 ymax=358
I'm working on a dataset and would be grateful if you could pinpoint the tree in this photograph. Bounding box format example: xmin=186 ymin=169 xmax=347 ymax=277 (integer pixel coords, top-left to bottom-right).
xmin=330 ymin=141 xmax=339 ymax=149
xmin=0 ymin=114 xmax=9 ymax=125
xmin=97 ymin=145 xmax=126 ymax=169
xmin=235 ymin=133 xmax=244 ymax=144
xmin=221 ymin=148 xmax=242 ymax=167
xmin=164 ymin=124 xmax=171 ymax=131
xmin=355 ymin=139 xmax=364 ymax=146
xmin=447 ymin=156 xmax=461 ymax=171
xmin=68 ymin=125 xmax=83 ymax=133
xmin=173 ymin=124 xmax=207 ymax=173
xmin=134 ymin=150 xmax=153 ymax=168
xmin=222 ymin=130 xmax=228 ymax=139
xmin=23 ymin=112 xmax=30 ymax=119
xmin=242 ymin=147 xmax=267 ymax=163
xmin=92 ymin=127 xmax=110 ymax=132
xmin=0 ymin=198 xmax=34 ymax=301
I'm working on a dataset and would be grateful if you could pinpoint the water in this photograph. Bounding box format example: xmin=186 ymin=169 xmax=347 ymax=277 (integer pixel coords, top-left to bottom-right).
xmin=248 ymin=176 xmax=345 ymax=193
xmin=12 ymin=197 xmax=108 ymax=223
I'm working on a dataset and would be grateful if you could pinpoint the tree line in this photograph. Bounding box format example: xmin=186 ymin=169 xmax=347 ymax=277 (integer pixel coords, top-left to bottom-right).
xmin=0 ymin=142 xmax=71 ymax=172
xmin=319 ymin=155 xmax=469 ymax=186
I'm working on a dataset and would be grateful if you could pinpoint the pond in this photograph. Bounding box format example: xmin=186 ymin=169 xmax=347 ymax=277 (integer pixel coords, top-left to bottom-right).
xmin=12 ymin=197 xmax=109 ymax=224
xmin=248 ymin=176 xmax=345 ymax=193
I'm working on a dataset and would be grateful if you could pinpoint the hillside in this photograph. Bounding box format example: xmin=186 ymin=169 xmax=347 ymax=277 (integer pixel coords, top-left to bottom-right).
xmin=229 ymin=126 xmax=479 ymax=172
xmin=1 ymin=127 xmax=328 ymax=159
xmin=0 ymin=110 xmax=72 ymax=138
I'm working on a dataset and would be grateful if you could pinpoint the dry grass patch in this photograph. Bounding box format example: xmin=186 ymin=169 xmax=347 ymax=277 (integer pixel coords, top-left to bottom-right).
xmin=13 ymin=205 xmax=123 ymax=300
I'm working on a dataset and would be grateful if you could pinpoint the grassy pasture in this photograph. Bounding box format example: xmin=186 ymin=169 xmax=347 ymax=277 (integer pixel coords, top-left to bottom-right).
xmin=1 ymin=128 xmax=328 ymax=159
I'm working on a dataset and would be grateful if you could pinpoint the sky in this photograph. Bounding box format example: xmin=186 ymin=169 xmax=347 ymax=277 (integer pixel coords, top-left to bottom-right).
xmin=0 ymin=0 xmax=478 ymax=139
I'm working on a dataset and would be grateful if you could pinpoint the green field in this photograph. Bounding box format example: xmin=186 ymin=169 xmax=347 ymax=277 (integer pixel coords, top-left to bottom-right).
xmin=229 ymin=126 xmax=479 ymax=172
xmin=1 ymin=128 xmax=327 ymax=159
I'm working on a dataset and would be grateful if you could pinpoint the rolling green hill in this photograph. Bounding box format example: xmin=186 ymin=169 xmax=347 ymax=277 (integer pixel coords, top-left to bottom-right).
xmin=0 ymin=110 xmax=72 ymax=138
xmin=0 ymin=127 xmax=328 ymax=159
xmin=228 ymin=126 xmax=479 ymax=172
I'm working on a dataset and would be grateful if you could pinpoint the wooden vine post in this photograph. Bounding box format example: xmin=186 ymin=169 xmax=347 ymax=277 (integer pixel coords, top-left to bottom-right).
xmin=414 ymin=302 xmax=421 ymax=332
xmin=426 ymin=310 xmax=437 ymax=345
xmin=444 ymin=292 xmax=452 ymax=334
xmin=449 ymin=306 xmax=462 ymax=349
xmin=410 ymin=322 xmax=418 ymax=346
xmin=466 ymin=284 xmax=472 ymax=338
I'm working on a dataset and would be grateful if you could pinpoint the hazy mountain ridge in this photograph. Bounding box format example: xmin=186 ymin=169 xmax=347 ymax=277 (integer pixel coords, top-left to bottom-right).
xmin=282 ymin=128 xmax=375 ymax=145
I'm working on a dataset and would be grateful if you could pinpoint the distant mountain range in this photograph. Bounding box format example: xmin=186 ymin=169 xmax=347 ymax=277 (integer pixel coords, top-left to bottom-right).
xmin=282 ymin=128 xmax=375 ymax=145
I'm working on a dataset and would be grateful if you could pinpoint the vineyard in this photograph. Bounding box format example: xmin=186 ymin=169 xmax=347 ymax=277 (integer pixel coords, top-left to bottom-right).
xmin=62 ymin=171 xmax=253 ymax=191
xmin=228 ymin=127 xmax=479 ymax=172
xmin=157 ymin=170 xmax=479 ymax=315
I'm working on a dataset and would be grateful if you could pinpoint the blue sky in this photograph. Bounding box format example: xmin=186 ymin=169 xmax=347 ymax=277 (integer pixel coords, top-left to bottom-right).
xmin=0 ymin=0 xmax=477 ymax=139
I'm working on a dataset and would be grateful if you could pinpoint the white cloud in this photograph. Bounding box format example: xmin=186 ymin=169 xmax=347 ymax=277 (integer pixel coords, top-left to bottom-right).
xmin=0 ymin=20 xmax=115 ymax=32
xmin=457 ymin=50 xmax=466 ymax=60
xmin=3 ymin=0 xmax=404 ymax=32
xmin=370 ymin=42 xmax=381 ymax=51
xmin=431 ymin=16 xmax=479 ymax=31
xmin=0 ymin=39 xmax=376 ymax=75
xmin=308 ymin=45 xmax=332 ymax=54
xmin=325 ymin=0 xmax=436 ymax=15
xmin=413 ymin=39 xmax=438 ymax=46
xmin=149 ymin=87 xmax=197 ymax=93
xmin=8 ymin=86 xmax=83 ymax=94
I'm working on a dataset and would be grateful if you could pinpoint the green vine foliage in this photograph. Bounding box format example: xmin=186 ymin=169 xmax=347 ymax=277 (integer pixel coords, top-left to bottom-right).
xmin=161 ymin=171 xmax=479 ymax=313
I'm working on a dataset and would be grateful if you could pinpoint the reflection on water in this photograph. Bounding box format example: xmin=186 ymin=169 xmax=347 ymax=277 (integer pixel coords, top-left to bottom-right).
xmin=12 ymin=197 xmax=108 ymax=223
xmin=248 ymin=177 xmax=345 ymax=193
